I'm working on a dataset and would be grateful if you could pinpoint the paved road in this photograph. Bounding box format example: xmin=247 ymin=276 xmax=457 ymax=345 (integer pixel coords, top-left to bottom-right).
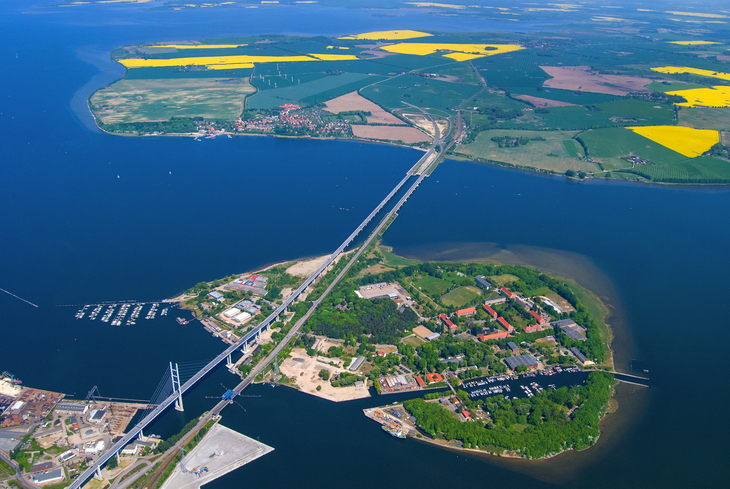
xmin=71 ymin=115 xmax=440 ymax=489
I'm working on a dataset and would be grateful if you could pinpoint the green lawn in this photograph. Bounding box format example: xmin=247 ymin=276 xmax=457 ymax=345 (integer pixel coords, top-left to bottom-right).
xmin=488 ymin=274 xmax=519 ymax=286
xmin=441 ymin=286 xmax=482 ymax=307
xmin=412 ymin=276 xmax=452 ymax=296
xmin=454 ymin=129 xmax=601 ymax=173
xmin=403 ymin=335 xmax=427 ymax=347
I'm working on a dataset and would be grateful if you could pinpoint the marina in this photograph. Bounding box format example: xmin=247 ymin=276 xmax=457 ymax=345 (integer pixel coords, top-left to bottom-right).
xmin=72 ymin=301 xmax=177 ymax=324
xmin=462 ymin=367 xmax=586 ymax=400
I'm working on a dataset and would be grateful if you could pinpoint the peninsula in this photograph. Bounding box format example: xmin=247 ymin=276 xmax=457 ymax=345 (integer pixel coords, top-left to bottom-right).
xmin=90 ymin=21 xmax=730 ymax=184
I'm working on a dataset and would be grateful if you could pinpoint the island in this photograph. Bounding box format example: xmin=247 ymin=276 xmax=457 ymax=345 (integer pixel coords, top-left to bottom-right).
xmin=90 ymin=23 xmax=730 ymax=185
xmin=161 ymin=232 xmax=621 ymax=460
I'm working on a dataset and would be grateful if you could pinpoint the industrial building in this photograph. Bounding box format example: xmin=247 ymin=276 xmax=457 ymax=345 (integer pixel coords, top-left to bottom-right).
xmin=483 ymin=296 xmax=507 ymax=306
xmin=55 ymin=402 xmax=89 ymax=414
xmin=504 ymin=354 xmax=539 ymax=370
xmin=475 ymin=275 xmax=492 ymax=290
xmin=349 ymin=356 xmax=365 ymax=371
xmin=507 ymin=342 xmax=519 ymax=354
xmin=571 ymin=347 xmax=594 ymax=365
xmin=223 ymin=307 xmax=241 ymax=318
xmin=555 ymin=319 xmax=587 ymax=341
xmin=208 ymin=291 xmax=224 ymax=301
xmin=33 ymin=467 xmax=64 ymax=484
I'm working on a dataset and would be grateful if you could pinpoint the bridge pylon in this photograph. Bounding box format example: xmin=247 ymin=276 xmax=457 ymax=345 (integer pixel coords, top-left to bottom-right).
xmin=170 ymin=362 xmax=184 ymax=412
xmin=94 ymin=466 xmax=103 ymax=481
xmin=226 ymin=353 xmax=233 ymax=369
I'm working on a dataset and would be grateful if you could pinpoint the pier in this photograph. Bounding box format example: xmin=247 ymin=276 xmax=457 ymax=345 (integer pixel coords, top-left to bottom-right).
xmin=160 ymin=423 xmax=273 ymax=489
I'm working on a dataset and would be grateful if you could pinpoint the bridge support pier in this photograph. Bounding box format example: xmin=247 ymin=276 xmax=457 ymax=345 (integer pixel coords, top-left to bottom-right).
xmin=94 ymin=466 xmax=103 ymax=481
xmin=257 ymin=330 xmax=261 ymax=343
xmin=243 ymin=342 xmax=248 ymax=353
xmin=226 ymin=353 xmax=233 ymax=369
xmin=170 ymin=362 xmax=184 ymax=412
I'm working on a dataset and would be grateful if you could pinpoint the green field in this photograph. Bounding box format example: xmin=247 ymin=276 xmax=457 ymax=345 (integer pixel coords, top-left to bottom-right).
xmin=247 ymin=72 xmax=379 ymax=109
xmin=412 ymin=275 xmax=452 ymax=296
xmin=361 ymin=74 xmax=482 ymax=111
xmin=90 ymin=78 xmax=255 ymax=123
xmin=488 ymin=274 xmax=519 ymax=286
xmin=454 ymin=129 xmax=601 ymax=173
xmin=678 ymin=107 xmax=730 ymax=131
xmin=511 ymin=87 xmax=620 ymax=105
xmin=441 ymin=286 xmax=481 ymax=307
xmin=580 ymin=127 xmax=730 ymax=182
xmin=645 ymin=81 xmax=707 ymax=93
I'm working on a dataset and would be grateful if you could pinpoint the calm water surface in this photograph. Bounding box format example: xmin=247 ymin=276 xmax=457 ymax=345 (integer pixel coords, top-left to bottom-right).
xmin=1 ymin=2 xmax=729 ymax=487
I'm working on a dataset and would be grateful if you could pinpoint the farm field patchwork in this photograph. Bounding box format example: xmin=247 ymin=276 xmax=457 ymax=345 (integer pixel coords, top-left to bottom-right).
xmin=665 ymin=86 xmax=730 ymax=108
xmin=247 ymin=72 xmax=377 ymax=109
xmin=324 ymin=91 xmax=405 ymax=125
xmin=361 ymin=74 xmax=482 ymax=111
xmin=626 ymin=125 xmax=719 ymax=158
xmin=380 ymin=43 xmax=524 ymax=61
xmin=90 ymin=78 xmax=255 ymax=123
xmin=540 ymin=66 xmax=653 ymax=96
xmin=651 ymin=66 xmax=730 ymax=82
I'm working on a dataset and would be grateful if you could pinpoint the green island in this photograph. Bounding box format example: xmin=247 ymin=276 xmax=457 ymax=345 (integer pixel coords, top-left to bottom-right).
xmin=175 ymin=233 xmax=619 ymax=459
xmin=90 ymin=20 xmax=730 ymax=184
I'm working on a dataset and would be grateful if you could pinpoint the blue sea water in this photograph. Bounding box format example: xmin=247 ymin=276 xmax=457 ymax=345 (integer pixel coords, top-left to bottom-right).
xmin=1 ymin=1 xmax=730 ymax=487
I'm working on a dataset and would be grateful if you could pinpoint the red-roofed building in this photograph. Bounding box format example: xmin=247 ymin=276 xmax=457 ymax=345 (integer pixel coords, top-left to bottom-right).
xmin=497 ymin=317 xmax=514 ymax=332
xmin=462 ymin=410 xmax=471 ymax=419
xmin=455 ymin=307 xmax=476 ymax=317
xmin=482 ymin=304 xmax=498 ymax=319
xmin=478 ymin=331 xmax=510 ymax=341
xmin=529 ymin=310 xmax=547 ymax=324
xmin=415 ymin=376 xmax=426 ymax=387
xmin=499 ymin=288 xmax=514 ymax=298
xmin=438 ymin=313 xmax=457 ymax=331
xmin=524 ymin=324 xmax=541 ymax=333
xmin=425 ymin=373 xmax=444 ymax=383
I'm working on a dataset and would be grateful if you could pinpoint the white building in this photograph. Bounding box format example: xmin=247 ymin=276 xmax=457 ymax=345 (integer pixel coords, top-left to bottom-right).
xmin=223 ymin=308 xmax=241 ymax=318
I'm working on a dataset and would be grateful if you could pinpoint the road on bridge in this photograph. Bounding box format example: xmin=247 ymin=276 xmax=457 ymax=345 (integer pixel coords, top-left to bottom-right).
xmin=71 ymin=106 xmax=447 ymax=489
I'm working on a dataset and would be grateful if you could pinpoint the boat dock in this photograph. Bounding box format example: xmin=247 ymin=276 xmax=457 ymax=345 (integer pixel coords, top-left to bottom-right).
xmin=160 ymin=423 xmax=273 ymax=489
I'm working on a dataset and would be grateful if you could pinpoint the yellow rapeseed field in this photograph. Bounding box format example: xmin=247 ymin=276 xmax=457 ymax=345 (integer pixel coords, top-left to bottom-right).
xmin=405 ymin=2 xmax=466 ymax=9
xmin=666 ymin=86 xmax=730 ymax=108
xmin=307 ymin=54 xmax=359 ymax=61
xmin=380 ymin=43 xmax=523 ymax=60
xmin=665 ymin=11 xmax=727 ymax=19
xmin=651 ymin=66 xmax=730 ymax=82
xmin=626 ymin=125 xmax=719 ymax=158
xmin=338 ymin=30 xmax=432 ymax=40
xmin=592 ymin=16 xmax=630 ymax=22
xmin=668 ymin=40 xmax=721 ymax=45
xmin=154 ymin=44 xmax=246 ymax=49
xmin=119 ymin=55 xmax=320 ymax=69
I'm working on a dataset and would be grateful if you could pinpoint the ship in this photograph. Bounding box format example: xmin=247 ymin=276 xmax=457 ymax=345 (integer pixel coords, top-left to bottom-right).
xmin=176 ymin=317 xmax=190 ymax=325
xmin=381 ymin=425 xmax=406 ymax=439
